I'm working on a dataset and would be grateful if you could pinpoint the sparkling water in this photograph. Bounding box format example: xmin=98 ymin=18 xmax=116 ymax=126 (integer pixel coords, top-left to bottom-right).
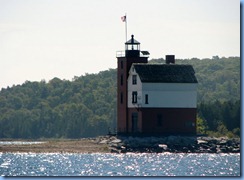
xmin=0 ymin=152 xmax=240 ymax=176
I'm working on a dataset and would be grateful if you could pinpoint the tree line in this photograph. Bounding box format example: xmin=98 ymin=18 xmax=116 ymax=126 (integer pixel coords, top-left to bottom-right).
xmin=0 ymin=57 xmax=240 ymax=138
xmin=0 ymin=70 xmax=117 ymax=138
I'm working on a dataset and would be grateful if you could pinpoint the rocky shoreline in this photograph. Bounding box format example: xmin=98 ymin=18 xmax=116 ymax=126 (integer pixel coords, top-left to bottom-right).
xmin=97 ymin=135 xmax=240 ymax=154
xmin=0 ymin=136 xmax=240 ymax=154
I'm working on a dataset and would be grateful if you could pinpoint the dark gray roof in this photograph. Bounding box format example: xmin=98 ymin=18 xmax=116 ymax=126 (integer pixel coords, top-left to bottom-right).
xmin=133 ymin=64 xmax=198 ymax=83
xmin=125 ymin=35 xmax=140 ymax=44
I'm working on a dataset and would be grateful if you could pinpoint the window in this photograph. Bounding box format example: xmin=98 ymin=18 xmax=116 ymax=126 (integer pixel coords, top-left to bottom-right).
xmin=132 ymin=91 xmax=137 ymax=104
xmin=121 ymin=61 xmax=123 ymax=69
xmin=157 ymin=114 xmax=162 ymax=127
xmin=120 ymin=74 xmax=123 ymax=85
xmin=132 ymin=75 xmax=137 ymax=85
xmin=145 ymin=94 xmax=149 ymax=104
xmin=120 ymin=93 xmax=123 ymax=104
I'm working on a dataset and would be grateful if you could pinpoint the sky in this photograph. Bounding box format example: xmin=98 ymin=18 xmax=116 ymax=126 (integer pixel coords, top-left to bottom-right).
xmin=0 ymin=0 xmax=240 ymax=89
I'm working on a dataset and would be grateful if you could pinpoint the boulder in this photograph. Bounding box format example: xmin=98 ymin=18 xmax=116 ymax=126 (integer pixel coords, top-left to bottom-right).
xmin=197 ymin=140 xmax=208 ymax=144
xmin=232 ymin=148 xmax=240 ymax=153
xmin=158 ymin=144 xmax=168 ymax=150
xmin=110 ymin=148 xmax=121 ymax=153
xmin=99 ymin=139 xmax=108 ymax=144
xmin=110 ymin=139 xmax=122 ymax=144
xmin=220 ymin=147 xmax=228 ymax=153
xmin=219 ymin=140 xmax=227 ymax=145
xmin=200 ymin=143 xmax=210 ymax=149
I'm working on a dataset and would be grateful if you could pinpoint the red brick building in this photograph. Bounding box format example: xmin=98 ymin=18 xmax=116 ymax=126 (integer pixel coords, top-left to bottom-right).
xmin=117 ymin=35 xmax=198 ymax=135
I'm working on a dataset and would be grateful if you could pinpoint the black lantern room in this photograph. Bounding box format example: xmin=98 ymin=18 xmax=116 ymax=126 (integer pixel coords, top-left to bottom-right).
xmin=125 ymin=35 xmax=140 ymax=57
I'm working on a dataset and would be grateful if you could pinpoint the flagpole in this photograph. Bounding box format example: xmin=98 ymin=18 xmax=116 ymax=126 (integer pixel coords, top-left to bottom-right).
xmin=125 ymin=13 xmax=127 ymax=42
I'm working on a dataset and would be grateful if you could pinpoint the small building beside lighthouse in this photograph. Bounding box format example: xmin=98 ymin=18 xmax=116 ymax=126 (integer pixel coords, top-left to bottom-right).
xmin=116 ymin=35 xmax=198 ymax=135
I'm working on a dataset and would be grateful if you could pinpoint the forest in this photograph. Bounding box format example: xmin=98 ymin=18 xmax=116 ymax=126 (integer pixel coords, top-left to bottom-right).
xmin=0 ymin=56 xmax=240 ymax=138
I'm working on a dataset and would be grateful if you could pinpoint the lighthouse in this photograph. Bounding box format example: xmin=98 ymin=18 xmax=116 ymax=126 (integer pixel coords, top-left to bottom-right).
xmin=116 ymin=35 xmax=149 ymax=134
xmin=116 ymin=35 xmax=198 ymax=136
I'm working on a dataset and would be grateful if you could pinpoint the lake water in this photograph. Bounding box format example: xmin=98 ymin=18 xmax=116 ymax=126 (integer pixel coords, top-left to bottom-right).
xmin=0 ymin=152 xmax=240 ymax=176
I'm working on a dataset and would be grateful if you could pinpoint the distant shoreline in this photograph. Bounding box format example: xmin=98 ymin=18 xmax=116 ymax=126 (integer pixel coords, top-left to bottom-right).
xmin=0 ymin=136 xmax=240 ymax=154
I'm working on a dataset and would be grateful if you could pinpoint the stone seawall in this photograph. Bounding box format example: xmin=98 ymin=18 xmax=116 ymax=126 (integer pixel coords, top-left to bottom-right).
xmin=96 ymin=136 xmax=240 ymax=153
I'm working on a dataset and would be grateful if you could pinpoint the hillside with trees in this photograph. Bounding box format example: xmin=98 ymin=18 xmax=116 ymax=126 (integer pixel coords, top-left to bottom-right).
xmin=0 ymin=57 xmax=240 ymax=138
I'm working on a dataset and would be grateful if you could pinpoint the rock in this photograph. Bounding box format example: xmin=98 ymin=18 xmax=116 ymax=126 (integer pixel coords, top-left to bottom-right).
xmin=187 ymin=145 xmax=196 ymax=153
xmin=197 ymin=140 xmax=208 ymax=144
xmin=216 ymin=148 xmax=222 ymax=153
xmin=200 ymin=143 xmax=210 ymax=149
xmin=110 ymin=139 xmax=122 ymax=144
xmin=232 ymin=148 xmax=240 ymax=153
xmin=199 ymin=148 xmax=209 ymax=153
xmin=121 ymin=145 xmax=126 ymax=149
xmin=208 ymin=138 xmax=218 ymax=145
xmin=110 ymin=148 xmax=121 ymax=153
xmin=209 ymin=145 xmax=217 ymax=151
xmin=110 ymin=143 xmax=119 ymax=148
xmin=220 ymin=147 xmax=228 ymax=153
xmin=99 ymin=139 xmax=108 ymax=144
xmin=226 ymin=146 xmax=233 ymax=152
xmin=219 ymin=140 xmax=227 ymax=145
xmin=182 ymin=147 xmax=188 ymax=153
xmin=121 ymin=148 xmax=127 ymax=153
xmin=158 ymin=144 xmax=168 ymax=150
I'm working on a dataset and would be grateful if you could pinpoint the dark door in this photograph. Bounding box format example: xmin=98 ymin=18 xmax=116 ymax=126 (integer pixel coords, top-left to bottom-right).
xmin=132 ymin=112 xmax=138 ymax=133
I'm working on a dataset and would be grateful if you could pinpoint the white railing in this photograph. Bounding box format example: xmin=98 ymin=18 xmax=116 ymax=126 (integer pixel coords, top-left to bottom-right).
xmin=116 ymin=51 xmax=125 ymax=57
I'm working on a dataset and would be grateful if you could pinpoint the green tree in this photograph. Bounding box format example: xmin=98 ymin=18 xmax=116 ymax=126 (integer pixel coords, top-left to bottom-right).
xmin=196 ymin=116 xmax=208 ymax=135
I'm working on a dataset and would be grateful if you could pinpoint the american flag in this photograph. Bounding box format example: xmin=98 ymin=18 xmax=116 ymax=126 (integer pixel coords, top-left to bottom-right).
xmin=121 ymin=15 xmax=126 ymax=22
